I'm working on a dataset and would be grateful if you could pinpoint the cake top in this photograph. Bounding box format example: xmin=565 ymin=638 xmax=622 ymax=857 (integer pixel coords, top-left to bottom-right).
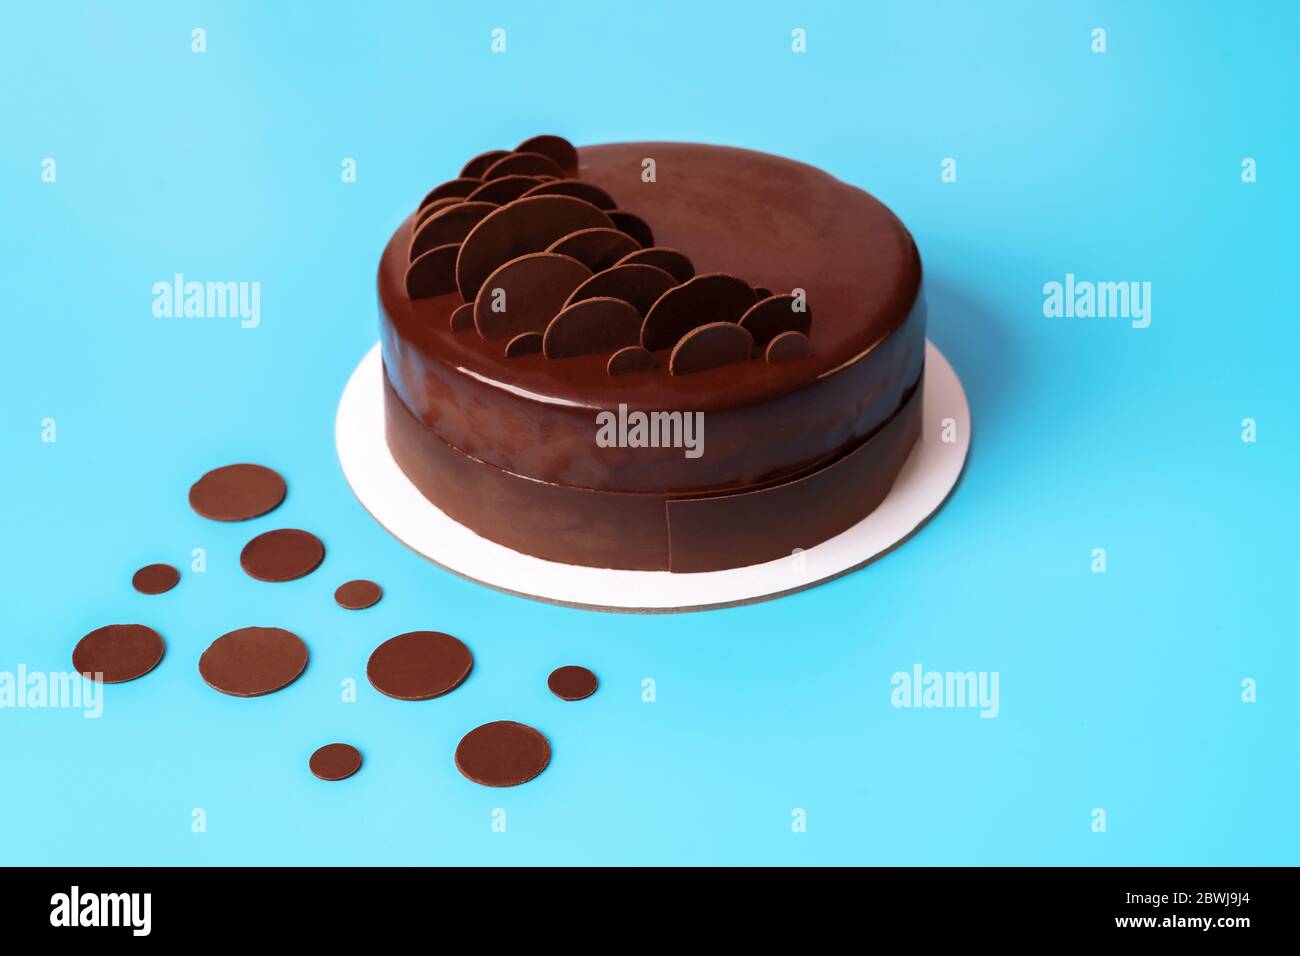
xmin=380 ymin=136 xmax=921 ymax=410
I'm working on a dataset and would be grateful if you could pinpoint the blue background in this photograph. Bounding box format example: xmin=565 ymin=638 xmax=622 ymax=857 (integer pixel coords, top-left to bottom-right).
xmin=2 ymin=0 xmax=1296 ymax=865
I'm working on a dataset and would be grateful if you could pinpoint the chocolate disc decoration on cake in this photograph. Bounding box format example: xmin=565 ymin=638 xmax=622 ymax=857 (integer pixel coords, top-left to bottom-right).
xmin=449 ymin=302 xmax=475 ymax=332
xmin=73 ymin=624 xmax=165 ymax=683
xmin=409 ymin=201 xmax=496 ymax=261
xmin=483 ymin=151 xmax=565 ymax=181
xmin=753 ymin=286 xmax=774 ymax=300
xmin=547 ymin=665 xmax=598 ymax=701
xmin=199 ymin=626 xmax=308 ymax=697
xmin=607 ymin=210 xmax=654 ymax=248
xmin=455 ymin=195 xmax=612 ymax=301
xmin=240 ymin=529 xmax=325 ymax=582
xmin=309 ymin=743 xmax=363 ymax=781
xmin=521 ymin=179 xmax=616 ymax=210
xmin=504 ymin=331 xmax=543 ymax=357
xmin=367 ymin=631 xmax=473 ymax=701
xmin=419 ymin=177 xmax=482 ymax=209
xmin=765 ymin=330 xmax=811 ymax=363
xmin=189 ymin=463 xmax=286 ymax=522
xmin=669 ymin=321 xmax=755 ymax=375
xmin=564 ymin=263 xmax=677 ymax=316
xmin=454 ymin=720 xmax=551 ymax=787
xmin=543 ymin=297 xmax=642 ymax=359
xmin=414 ymin=195 xmax=463 ymax=227
xmin=132 ymin=563 xmax=180 ymax=595
xmin=466 ymin=175 xmax=545 ymax=205
xmin=616 ymin=246 xmax=695 ymax=284
xmin=405 ymin=244 xmax=460 ymax=299
xmin=515 ymin=134 xmax=580 ymax=176
xmin=473 ymin=252 xmax=592 ymax=340
xmin=640 ymin=273 xmax=757 ymax=351
xmin=739 ymin=294 xmax=812 ymax=346
xmin=461 ymin=149 xmax=510 ymax=178
xmin=607 ymin=344 xmax=655 ymax=375
xmin=334 ymin=579 xmax=382 ymax=610
xmin=546 ymin=227 xmax=641 ymax=272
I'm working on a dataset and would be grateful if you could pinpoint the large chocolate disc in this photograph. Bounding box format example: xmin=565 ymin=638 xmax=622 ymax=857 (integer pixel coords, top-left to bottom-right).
xmin=455 ymin=720 xmax=551 ymax=787
xmin=188 ymin=463 xmax=286 ymax=522
xmin=738 ymin=293 xmax=812 ymax=346
xmin=409 ymin=201 xmax=496 ymax=261
xmin=132 ymin=563 xmax=179 ymax=595
xmin=564 ymin=263 xmax=676 ymax=316
xmin=240 ymin=529 xmax=325 ymax=582
xmin=547 ymin=665 xmax=598 ymax=701
xmin=669 ymin=321 xmax=754 ymax=375
xmin=641 ymin=273 xmax=757 ymax=351
xmin=515 ymin=134 xmax=579 ymax=176
xmin=617 ymin=246 xmax=695 ymax=284
xmin=473 ymin=252 xmax=591 ymax=340
xmin=455 ymin=195 xmax=612 ymax=301
xmin=199 ymin=626 xmax=308 ymax=697
xmin=483 ymin=151 xmax=565 ymax=181
xmin=543 ymin=297 xmax=642 ymax=358
xmin=309 ymin=743 xmax=363 ymax=781
xmin=73 ymin=624 xmax=165 ymax=683
xmin=546 ymin=227 xmax=641 ymax=272
xmin=522 ymin=179 xmax=616 ymax=210
xmin=367 ymin=631 xmax=473 ymax=701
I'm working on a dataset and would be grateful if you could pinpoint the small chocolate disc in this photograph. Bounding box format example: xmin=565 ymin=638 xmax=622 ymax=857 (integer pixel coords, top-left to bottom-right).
xmin=765 ymin=330 xmax=812 ymax=363
xmin=73 ymin=624 xmax=165 ymax=683
xmin=309 ymin=743 xmax=363 ymax=781
xmin=335 ymin=579 xmax=382 ymax=610
xmin=132 ymin=563 xmax=179 ymax=595
xmin=199 ymin=626 xmax=309 ymax=697
xmin=449 ymin=302 xmax=475 ymax=332
xmin=607 ymin=345 xmax=655 ymax=376
xmin=455 ymin=721 xmax=551 ymax=787
xmin=240 ymin=529 xmax=325 ymax=582
xmin=547 ymin=665 xmax=598 ymax=701
xmin=504 ymin=331 xmax=544 ymax=357
xmin=669 ymin=321 xmax=754 ymax=375
xmin=367 ymin=631 xmax=473 ymax=701
xmin=188 ymin=463 xmax=286 ymax=522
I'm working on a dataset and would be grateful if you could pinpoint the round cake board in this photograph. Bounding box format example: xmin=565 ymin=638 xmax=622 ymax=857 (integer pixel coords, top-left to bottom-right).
xmin=336 ymin=341 xmax=970 ymax=613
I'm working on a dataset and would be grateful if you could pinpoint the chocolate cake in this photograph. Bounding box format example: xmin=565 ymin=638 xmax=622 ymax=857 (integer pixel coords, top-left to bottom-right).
xmin=378 ymin=136 xmax=925 ymax=572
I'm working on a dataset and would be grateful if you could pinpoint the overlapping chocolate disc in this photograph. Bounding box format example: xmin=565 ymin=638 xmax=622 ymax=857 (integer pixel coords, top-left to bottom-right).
xmin=73 ymin=624 xmax=165 ymax=683
xmin=456 ymin=195 xmax=612 ymax=301
xmin=547 ymin=665 xmax=599 ymax=701
xmin=366 ymin=631 xmax=473 ymax=701
xmin=409 ymin=201 xmax=496 ymax=260
xmin=669 ymin=321 xmax=754 ymax=375
xmin=543 ymin=297 xmax=642 ymax=358
xmin=483 ymin=151 xmax=564 ymax=181
xmin=199 ymin=626 xmax=308 ymax=697
xmin=617 ymin=246 xmax=695 ymax=283
xmin=461 ymin=149 xmax=510 ymax=178
xmin=505 ymin=331 xmax=543 ymax=357
xmin=467 ymin=175 xmax=544 ymax=205
xmin=454 ymin=721 xmax=551 ymax=787
xmin=240 ymin=529 xmax=325 ymax=582
xmin=405 ymin=244 xmax=460 ymax=298
xmin=547 ymin=227 xmax=641 ymax=272
xmin=132 ymin=563 xmax=179 ymax=595
xmin=515 ymin=134 xmax=579 ymax=176
xmin=188 ymin=464 xmax=286 ymax=522
xmin=419 ymin=177 xmax=482 ymax=209
xmin=473 ymin=252 xmax=591 ymax=340
xmin=522 ymin=179 xmax=616 ymax=209
xmin=641 ymin=273 xmax=757 ymax=351
xmin=309 ymin=743 xmax=363 ymax=781
xmin=565 ymin=263 xmax=676 ymax=316
xmin=334 ymin=579 xmax=382 ymax=610
xmin=608 ymin=210 xmax=654 ymax=247
xmin=607 ymin=345 xmax=655 ymax=375
xmin=738 ymin=294 xmax=812 ymax=346
xmin=766 ymin=330 xmax=811 ymax=363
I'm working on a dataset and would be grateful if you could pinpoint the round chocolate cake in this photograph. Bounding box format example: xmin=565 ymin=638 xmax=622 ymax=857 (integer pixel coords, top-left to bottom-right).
xmin=378 ymin=135 xmax=925 ymax=572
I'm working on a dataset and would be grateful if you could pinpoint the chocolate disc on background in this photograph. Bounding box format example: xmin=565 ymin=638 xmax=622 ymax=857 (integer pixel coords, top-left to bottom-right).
xmin=309 ymin=743 xmax=363 ymax=781
xmin=461 ymin=149 xmax=510 ymax=178
xmin=546 ymin=227 xmax=641 ymax=273
xmin=132 ymin=563 xmax=180 ymax=595
xmin=483 ymin=151 xmax=565 ymax=181
xmin=547 ymin=665 xmax=599 ymax=701
xmin=240 ymin=529 xmax=325 ymax=582
xmin=419 ymin=177 xmax=482 ymax=209
xmin=367 ymin=631 xmax=473 ymax=701
xmin=515 ymin=134 xmax=580 ymax=176
xmin=335 ymin=579 xmax=382 ymax=610
xmin=188 ymin=463 xmax=286 ymax=522
xmin=73 ymin=624 xmax=165 ymax=683
xmin=473 ymin=252 xmax=591 ymax=340
xmin=455 ymin=721 xmax=551 ymax=787
xmin=199 ymin=626 xmax=308 ymax=697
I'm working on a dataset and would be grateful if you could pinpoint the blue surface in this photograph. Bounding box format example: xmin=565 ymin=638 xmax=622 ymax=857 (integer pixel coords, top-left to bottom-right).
xmin=2 ymin=0 xmax=1296 ymax=866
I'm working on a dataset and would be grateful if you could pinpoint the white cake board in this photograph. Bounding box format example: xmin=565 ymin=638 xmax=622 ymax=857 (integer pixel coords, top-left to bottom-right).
xmin=336 ymin=341 xmax=969 ymax=613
